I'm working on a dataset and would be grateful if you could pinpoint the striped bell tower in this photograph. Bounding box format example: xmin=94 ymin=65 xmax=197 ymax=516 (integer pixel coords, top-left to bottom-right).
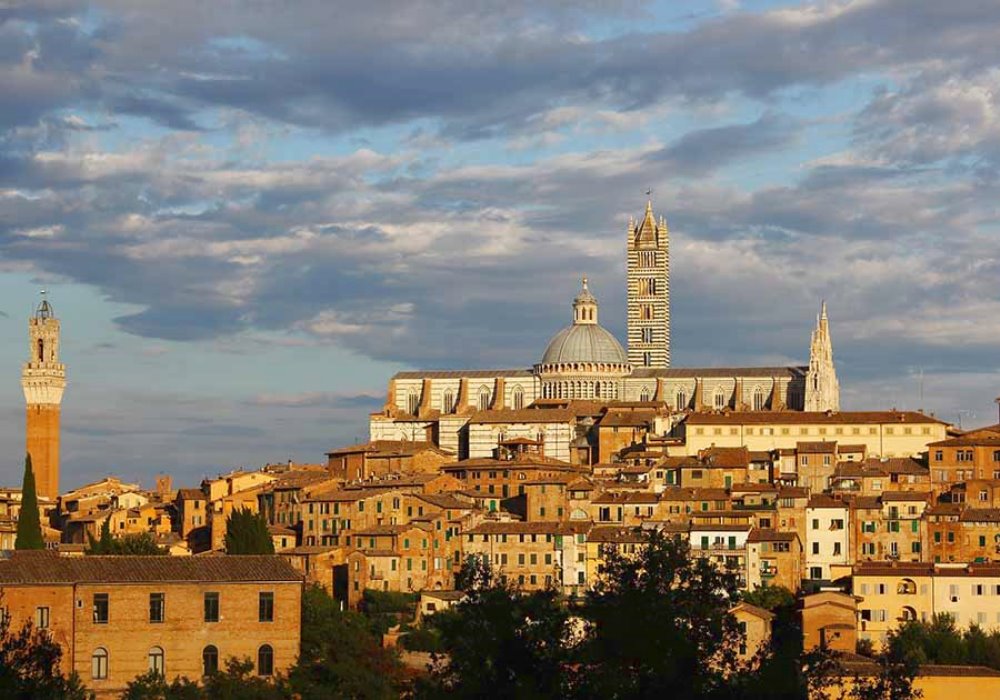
xmin=627 ymin=199 xmax=671 ymax=368
xmin=21 ymin=293 xmax=66 ymax=500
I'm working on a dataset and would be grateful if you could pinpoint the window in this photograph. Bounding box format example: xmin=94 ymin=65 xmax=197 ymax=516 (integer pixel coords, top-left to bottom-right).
xmin=203 ymin=646 xmax=218 ymax=676
xmin=92 ymin=648 xmax=109 ymax=680
xmin=259 ymin=592 xmax=274 ymax=622
xmin=713 ymin=388 xmax=727 ymax=410
xmin=812 ymin=542 xmax=820 ymax=555
xmin=512 ymin=386 xmax=525 ymax=410
xmin=32 ymin=606 xmax=50 ymax=630
xmin=93 ymin=593 xmax=109 ymax=624
xmin=442 ymin=390 xmax=454 ymax=413
xmin=752 ymin=386 xmax=766 ymax=411
xmin=676 ymin=390 xmax=687 ymax=409
xmin=257 ymin=645 xmax=274 ymax=677
xmin=148 ymin=647 xmax=165 ymax=676
xmin=204 ymin=592 xmax=220 ymax=622
xmin=478 ymin=386 xmax=491 ymax=411
xmin=149 ymin=593 xmax=165 ymax=623
xmin=407 ymin=391 xmax=419 ymax=415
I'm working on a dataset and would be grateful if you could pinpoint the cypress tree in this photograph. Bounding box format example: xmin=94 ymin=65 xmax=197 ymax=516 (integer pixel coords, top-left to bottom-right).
xmin=14 ymin=454 xmax=45 ymax=550
xmin=224 ymin=507 xmax=275 ymax=554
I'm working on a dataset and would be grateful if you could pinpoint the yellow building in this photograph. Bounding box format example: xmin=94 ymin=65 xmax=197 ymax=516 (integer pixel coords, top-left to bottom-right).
xmin=854 ymin=562 xmax=1000 ymax=648
xmin=684 ymin=411 xmax=947 ymax=459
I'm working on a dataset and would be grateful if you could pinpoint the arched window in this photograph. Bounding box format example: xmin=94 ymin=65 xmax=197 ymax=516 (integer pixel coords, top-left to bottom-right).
xmin=900 ymin=606 xmax=917 ymax=621
xmin=676 ymin=389 xmax=687 ymax=410
xmin=752 ymin=386 xmax=766 ymax=411
xmin=442 ymin=390 xmax=454 ymax=413
xmin=92 ymin=648 xmax=109 ymax=680
xmin=202 ymin=645 xmax=219 ymax=676
xmin=257 ymin=644 xmax=274 ymax=677
xmin=148 ymin=646 xmax=165 ymax=676
xmin=37 ymin=339 xmax=44 ymax=362
xmin=407 ymin=390 xmax=419 ymax=415
xmin=478 ymin=386 xmax=491 ymax=411
xmin=713 ymin=387 xmax=727 ymax=410
xmin=512 ymin=386 xmax=524 ymax=410
xmin=640 ymin=387 xmax=651 ymax=403
xmin=897 ymin=578 xmax=917 ymax=595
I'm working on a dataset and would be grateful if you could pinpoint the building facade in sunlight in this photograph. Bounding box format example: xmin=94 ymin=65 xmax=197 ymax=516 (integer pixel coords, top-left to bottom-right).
xmin=370 ymin=201 xmax=840 ymax=458
xmin=21 ymin=295 xmax=66 ymax=500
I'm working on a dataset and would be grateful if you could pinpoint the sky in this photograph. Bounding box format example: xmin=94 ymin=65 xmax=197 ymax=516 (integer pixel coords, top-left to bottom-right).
xmin=2 ymin=0 xmax=1000 ymax=489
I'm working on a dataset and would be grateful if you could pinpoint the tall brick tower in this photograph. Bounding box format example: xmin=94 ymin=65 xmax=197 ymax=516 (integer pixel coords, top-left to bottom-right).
xmin=21 ymin=293 xmax=66 ymax=500
xmin=627 ymin=199 xmax=671 ymax=368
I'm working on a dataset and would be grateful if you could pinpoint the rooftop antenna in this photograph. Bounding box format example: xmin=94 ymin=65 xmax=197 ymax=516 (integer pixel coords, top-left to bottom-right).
xmin=957 ymin=410 xmax=976 ymax=430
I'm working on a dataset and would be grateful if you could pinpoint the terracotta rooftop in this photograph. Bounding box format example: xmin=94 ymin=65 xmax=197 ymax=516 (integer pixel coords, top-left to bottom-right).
xmin=0 ymin=551 xmax=302 ymax=584
xmin=747 ymin=528 xmax=798 ymax=543
xmin=631 ymin=366 xmax=806 ymax=379
xmin=599 ymin=410 xmax=658 ymax=428
xmin=797 ymin=441 xmax=838 ymax=454
xmin=686 ymin=410 xmax=946 ymax=425
xmin=466 ymin=521 xmax=592 ymax=536
xmin=699 ymin=446 xmax=750 ymax=468
xmin=393 ymin=369 xmax=533 ymax=379
xmin=468 ymin=408 xmax=576 ymax=424
xmin=175 ymin=488 xmax=205 ymax=501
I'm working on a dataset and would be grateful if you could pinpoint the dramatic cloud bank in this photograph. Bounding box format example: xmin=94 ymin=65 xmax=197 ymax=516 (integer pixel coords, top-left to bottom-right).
xmin=2 ymin=0 xmax=1000 ymax=485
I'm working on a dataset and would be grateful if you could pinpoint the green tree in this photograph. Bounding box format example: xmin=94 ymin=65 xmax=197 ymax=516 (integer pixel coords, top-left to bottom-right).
xmin=571 ymin=529 xmax=744 ymax=699
xmin=14 ymin=454 xmax=44 ymax=550
xmin=0 ymin=599 xmax=90 ymax=699
xmin=120 ymin=660 xmax=290 ymax=700
xmin=223 ymin=507 xmax=274 ymax=555
xmin=416 ymin=556 xmax=571 ymax=700
xmin=741 ymin=585 xmax=796 ymax=612
xmin=289 ymin=584 xmax=402 ymax=700
xmin=87 ymin=523 xmax=165 ymax=556
xmin=120 ymin=671 xmax=201 ymax=700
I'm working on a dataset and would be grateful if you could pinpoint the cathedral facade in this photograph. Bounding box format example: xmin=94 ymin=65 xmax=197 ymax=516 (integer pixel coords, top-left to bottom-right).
xmin=369 ymin=201 xmax=839 ymax=459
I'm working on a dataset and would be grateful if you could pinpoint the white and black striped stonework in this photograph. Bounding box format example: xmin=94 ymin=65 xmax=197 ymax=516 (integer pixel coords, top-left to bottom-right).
xmin=627 ymin=200 xmax=671 ymax=368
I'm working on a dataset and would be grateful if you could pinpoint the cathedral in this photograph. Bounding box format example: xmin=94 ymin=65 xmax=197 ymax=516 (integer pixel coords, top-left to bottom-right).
xmin=369 ymin=200 xmax=839 ymax=459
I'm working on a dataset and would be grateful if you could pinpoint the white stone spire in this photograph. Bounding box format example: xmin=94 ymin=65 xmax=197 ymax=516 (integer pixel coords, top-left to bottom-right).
xmin=805 ymin=300 xmax=839 ymax=411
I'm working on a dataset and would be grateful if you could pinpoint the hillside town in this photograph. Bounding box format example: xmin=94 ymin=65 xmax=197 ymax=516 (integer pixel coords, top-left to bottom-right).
xmin=3 ymin=203 xmax=1000 ymax=698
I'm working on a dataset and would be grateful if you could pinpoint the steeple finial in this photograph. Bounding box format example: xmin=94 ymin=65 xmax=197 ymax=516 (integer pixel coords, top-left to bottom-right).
xmin=582 ymin=275 xmax=589 ymax=292
xmin=820 ymin=299 xmax=828 ymax=321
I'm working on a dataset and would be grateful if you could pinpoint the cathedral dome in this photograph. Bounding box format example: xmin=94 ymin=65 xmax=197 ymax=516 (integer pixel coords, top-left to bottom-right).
xmin=539 ymin=277 xmax=628 ymax=365
xmin=541 ymin=323 xmax=627 ymax=365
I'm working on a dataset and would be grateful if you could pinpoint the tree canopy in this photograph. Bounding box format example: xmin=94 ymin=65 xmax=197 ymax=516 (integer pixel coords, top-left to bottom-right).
xmin=223 ymin=507 xmax=274 ymax=555
xmin=87 ymin=520 xmax=166 ymax=555
xmin=14 ymin=454 xmax=44 ymax=551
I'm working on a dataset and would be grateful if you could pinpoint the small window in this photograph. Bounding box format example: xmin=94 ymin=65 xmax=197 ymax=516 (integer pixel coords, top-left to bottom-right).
xmin=148 ymin=646 xmax=165 ymax=676
xmin=259 ymin=592 xmax=274 ymax=623
xmin=35 ymin=606 xmax=50 ymax=630
xmin=257 ymin=644 xmax=274 ymax=677
xmin=204 ymin=592 xmax=220 ymax=622
xmin=149 ymin=593 xmax=165 ymax=623
xmin=93 ymin=594 xmax=109 ymax=624
xmin=92 ymin=648 xmax=109 ymax=680
xmin=202 ymin=645 xmax=219 ymax=676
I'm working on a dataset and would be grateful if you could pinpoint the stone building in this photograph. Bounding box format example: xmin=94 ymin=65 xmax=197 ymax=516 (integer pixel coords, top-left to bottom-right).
xmin=21 ymin=294 xmax=66 ymax=500
xmin=0 ymin=551 xmax=302 ymax=698
xmin=369 ymin=201 xmax=840 ymax=461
